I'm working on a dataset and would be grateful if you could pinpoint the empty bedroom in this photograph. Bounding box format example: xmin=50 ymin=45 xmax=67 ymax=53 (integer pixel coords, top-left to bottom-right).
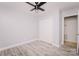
xmin=0 ymin=2 xmax=79 ymax=56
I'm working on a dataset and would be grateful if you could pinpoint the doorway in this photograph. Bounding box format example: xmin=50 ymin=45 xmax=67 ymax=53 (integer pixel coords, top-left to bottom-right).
xmin=64 ymin=15 xmax=77 ymax=48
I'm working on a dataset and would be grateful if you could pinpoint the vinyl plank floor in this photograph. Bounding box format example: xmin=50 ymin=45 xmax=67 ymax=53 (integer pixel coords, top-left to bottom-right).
xmin=0 ymin=40 xmax=78 ymax=56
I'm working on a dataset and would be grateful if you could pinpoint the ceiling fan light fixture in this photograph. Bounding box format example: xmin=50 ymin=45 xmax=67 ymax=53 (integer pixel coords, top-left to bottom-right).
xmin=26 ymin=2 xmax=46 ymax=12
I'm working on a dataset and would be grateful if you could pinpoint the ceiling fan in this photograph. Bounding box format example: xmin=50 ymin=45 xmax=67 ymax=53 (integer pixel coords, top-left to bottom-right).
xmin=26 ymin=2 xmax=46 ymax=12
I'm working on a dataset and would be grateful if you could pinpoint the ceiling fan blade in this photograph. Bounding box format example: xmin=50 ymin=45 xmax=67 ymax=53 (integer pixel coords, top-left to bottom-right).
xmin=38 ymin=2 xmax=46 ymax=7
xmin=26 ymin=2 xmax=35 ymax=7
xmin=38 ymin=8 xmax=45 ymax=11
xmin=30 ymin=8 xmax=35 ymax=11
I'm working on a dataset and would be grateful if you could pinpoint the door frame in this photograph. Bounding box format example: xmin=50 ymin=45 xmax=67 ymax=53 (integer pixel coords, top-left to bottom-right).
xmin=64 ymin=15 xmax=77 ymax=45
xmin=61 ymin=15 xmax=78 ymax=45
xmin=60 ymin=9 xmax=79 ymax=54
xmin=77 ymin=10 xmax=79 ymax=54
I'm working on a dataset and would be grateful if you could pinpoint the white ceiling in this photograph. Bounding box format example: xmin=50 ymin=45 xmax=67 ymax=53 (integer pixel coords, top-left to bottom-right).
xmin=39 ymin=2 xmax=79 ymax=11
xmin=0 ymin=2 xmax=79 ymax=12
xmin=49 ymin=2 xmax=79 ymax=10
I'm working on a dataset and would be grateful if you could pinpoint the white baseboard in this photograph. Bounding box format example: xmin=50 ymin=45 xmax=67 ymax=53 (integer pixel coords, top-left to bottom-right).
xmin=0 ymin=38 xmax=38 ymax=51
xmin=52 ymin=42 xmax=60 ymax=48
xmin=39 ymin=39 xmax=60 ymax=48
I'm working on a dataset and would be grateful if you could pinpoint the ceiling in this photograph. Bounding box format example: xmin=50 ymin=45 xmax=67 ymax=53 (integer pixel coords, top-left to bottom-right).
xmin=0 ymin=2 xmax=79 ymax=12
xmin=49 ymin=2 xmax=79 ymax=10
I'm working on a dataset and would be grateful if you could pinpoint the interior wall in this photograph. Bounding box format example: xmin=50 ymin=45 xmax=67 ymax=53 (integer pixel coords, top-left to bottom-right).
xmin=0 ymin=3 xmax=38 ymax=48
xmin=38 ymin=3 xmax=60 ymax=47
xmin=0 ymin=2 xmax=79 ymax=49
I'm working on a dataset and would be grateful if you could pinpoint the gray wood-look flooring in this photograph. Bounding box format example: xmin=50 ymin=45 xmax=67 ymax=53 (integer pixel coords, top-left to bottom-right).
xmin=0 ymin=40 xmax=78 ymax=56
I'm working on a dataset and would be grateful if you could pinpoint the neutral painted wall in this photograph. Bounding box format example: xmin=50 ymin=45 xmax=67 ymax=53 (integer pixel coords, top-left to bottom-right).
xmin=0 ymin=2 xmax=61 ymax=48
xmin=62 ymin=8 xmax=78 ymax=17
xmin=38 ymin=4 xmax=60 ymax=47
xmin=0 ymin=3 xmax=38 ymax=48
xmin=0 ymin=2 xmax=79 ymax=49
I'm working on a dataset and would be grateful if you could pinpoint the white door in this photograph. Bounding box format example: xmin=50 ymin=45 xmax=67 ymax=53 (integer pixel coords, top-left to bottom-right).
xmin=64 ymin=16 xmax=77 ymax=45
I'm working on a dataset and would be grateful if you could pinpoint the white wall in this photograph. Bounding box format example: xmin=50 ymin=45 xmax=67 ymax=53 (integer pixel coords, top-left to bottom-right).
xmin=0 ymin=3 xmax=38 ymax=48
xmin=62 ymin=8 xmax=78 ymax=17
xmin=39 ymin=18 xmax=53 ymax=43
xmin=1 ymin=2 xmax=79 ymax=49
xmin=38 ymin=3 xmax=60 ymax=47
